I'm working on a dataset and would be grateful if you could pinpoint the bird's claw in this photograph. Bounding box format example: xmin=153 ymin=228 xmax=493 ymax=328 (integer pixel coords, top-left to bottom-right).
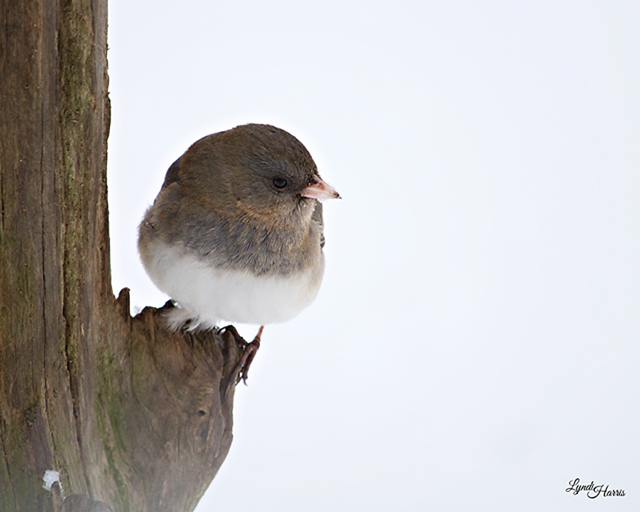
xmin=223 ymin=325 xmax=264 ymax=399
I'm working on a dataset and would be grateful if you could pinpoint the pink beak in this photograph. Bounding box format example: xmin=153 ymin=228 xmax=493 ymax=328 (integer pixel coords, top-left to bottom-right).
xmin=301 ymin=176 xmax=341 ymax=202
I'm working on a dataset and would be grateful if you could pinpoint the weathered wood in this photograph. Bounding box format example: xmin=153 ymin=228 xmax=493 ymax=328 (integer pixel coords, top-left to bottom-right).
xmin=0 ymin=0 xmax=240 ymax=510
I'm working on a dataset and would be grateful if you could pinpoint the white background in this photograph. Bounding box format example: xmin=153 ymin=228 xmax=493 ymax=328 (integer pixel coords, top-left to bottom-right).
xmin=107 ymin=1 xmax=640 ymax=510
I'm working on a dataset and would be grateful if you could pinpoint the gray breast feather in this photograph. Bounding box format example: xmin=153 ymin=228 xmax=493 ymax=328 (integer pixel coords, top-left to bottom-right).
xmin=312 ymin=202 xmax=325 ymax=249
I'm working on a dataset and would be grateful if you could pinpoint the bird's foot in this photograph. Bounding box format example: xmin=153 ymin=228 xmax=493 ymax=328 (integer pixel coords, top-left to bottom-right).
xmin=223 ymin=325 xmax=264 ymax=399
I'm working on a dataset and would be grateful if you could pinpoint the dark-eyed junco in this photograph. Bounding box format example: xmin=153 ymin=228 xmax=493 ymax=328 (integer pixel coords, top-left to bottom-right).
xmin=138 ymin=124 xmax=339 ymax=391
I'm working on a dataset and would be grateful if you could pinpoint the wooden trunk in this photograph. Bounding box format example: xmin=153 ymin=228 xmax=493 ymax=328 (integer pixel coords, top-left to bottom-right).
xmin=0 ymin=1 xmax=241 ymax=510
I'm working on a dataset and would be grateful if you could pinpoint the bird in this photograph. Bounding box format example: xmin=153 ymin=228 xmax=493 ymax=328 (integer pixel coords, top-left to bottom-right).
xmin=138 ymin=123 xmax=339 ymax=395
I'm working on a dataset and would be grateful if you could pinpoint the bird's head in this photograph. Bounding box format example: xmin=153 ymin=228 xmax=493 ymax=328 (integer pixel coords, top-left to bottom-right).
xmin=178 ymin=124 xmax=339 ymax=229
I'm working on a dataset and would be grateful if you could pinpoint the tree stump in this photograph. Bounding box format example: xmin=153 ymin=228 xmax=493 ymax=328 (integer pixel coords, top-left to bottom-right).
xmin=0 ymin=0 xmax=241 ymax=510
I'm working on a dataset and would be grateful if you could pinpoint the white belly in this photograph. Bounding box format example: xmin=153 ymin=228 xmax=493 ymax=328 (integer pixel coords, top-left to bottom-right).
xmin=140 ymin=240 xmax=323 ymax=330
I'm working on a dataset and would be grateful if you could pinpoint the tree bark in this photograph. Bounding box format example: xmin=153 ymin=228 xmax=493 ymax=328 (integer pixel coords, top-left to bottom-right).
xmin=0 ymin=1 xmax=241 ymax=511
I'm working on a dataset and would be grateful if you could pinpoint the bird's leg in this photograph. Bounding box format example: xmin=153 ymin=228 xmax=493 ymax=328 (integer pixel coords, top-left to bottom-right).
xmin=223 ymin=325 xmax=264 ymax=399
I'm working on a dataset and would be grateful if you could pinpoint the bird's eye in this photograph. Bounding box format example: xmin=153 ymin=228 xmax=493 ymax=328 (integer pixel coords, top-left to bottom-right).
xmin=273 ymin=177 xmax=288 ymax=189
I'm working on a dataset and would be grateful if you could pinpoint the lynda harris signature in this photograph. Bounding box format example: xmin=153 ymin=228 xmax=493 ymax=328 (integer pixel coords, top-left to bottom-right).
xmin=566 ymin=478 xmax=626 ymax=498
